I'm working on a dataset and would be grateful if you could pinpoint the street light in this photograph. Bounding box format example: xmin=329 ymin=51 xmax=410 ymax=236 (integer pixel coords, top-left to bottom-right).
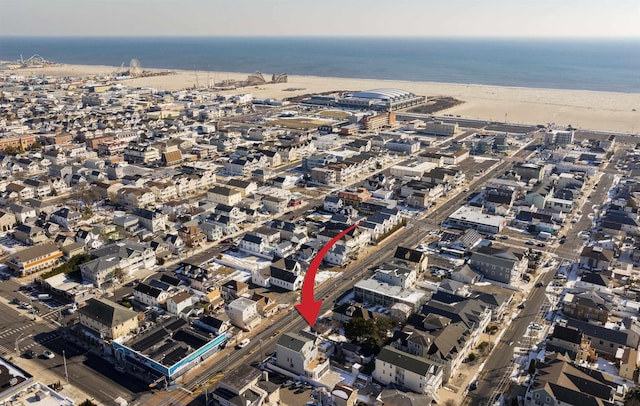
xmin=15 ymin=332 xmax=31 ymax=355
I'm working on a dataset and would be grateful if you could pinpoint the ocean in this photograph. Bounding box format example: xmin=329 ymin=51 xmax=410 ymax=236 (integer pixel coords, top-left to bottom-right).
xmin=1 ymin=37 xmax=639 ymax=93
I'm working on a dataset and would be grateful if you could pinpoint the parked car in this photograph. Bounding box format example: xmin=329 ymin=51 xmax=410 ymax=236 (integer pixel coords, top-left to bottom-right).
xmin=25 ymin=350 xmax=37 ymax=359
xmin=42 ymin=350 xmax=55 ymax=359
xmin=535 ymin=282 xmax=544 ymax=288
xmin=517 ymin=303 xmax=526 ymax=310
xmin=468 ymin=380 xmax=478 ymax=391
xmin=236 ymin=338 xmax=250 ymax=349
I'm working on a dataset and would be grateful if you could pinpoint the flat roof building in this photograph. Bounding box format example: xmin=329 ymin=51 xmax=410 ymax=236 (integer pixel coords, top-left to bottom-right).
xmin=113 ymin=317 xmax=226 ymax=383
xmin=446 ymin=206 xmax=505 ymax=235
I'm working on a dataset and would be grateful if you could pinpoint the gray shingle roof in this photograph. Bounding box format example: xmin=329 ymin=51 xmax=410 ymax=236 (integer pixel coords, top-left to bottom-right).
xmin=376 ymin=346 xmax=440 ymax=376
xmin=277 ymin=332 xmax=310 ymax=352
xmin=78 ymin=298 xmax=139 ymax=328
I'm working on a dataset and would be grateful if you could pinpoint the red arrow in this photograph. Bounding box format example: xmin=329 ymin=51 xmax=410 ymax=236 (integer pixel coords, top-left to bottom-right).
xmin=296 ymin=222 xmax=361 ymax=327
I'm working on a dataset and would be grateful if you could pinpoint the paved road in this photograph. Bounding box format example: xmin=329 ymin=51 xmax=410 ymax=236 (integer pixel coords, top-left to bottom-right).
xmin=167 ymin=135 xmax=545 ymax=405
xmin=466 ymin=269 xmax=555 ymax=406
xmin=0 ymin=277 xmax=149 ymax=405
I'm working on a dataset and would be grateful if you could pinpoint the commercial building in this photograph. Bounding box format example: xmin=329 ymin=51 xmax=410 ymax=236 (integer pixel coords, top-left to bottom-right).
xmin=544 ymin=129 xmax=574 ymax=146
xmin=339 ymin=89 xmax=425 ymax=111
xmin=77 ymin=298 xmax=140 ymax=340
xmin=6 ymin=242 xmax=63 ymax=276
xmin=446 ymin=206 xmax=505 ymax=234
xmin=113 ymin=318 xmax=226 ymax=383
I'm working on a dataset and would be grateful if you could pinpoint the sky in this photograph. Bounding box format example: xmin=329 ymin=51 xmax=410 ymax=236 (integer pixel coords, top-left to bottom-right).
xmin=1 ymin=0 xmax=639 ymax=38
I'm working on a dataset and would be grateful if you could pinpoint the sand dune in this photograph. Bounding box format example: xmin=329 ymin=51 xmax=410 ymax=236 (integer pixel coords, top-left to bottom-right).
xmin=19 ymin=64 xmax=640 ymax=134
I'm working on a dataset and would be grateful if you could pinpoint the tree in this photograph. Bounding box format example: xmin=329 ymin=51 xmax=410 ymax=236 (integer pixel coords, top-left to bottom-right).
xmin=625 ymin=387 xmax=640 ymax=406
xmin=344 ymin=316 xmax=396 ymax=353
xmin=345 ymin=318 xmax=378 ymax=346
xmin=112 ymin=268 xmax=126 ymax=284
xmin=79 ymin=400 xmax=98 ymax=406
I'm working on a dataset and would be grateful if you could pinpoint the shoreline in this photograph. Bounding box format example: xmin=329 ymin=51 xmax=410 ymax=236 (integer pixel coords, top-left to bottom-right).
xmin=9 ymin=63 xmax=640 ymax=134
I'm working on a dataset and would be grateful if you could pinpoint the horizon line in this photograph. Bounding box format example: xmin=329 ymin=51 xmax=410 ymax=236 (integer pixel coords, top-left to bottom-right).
xmin=1 ymin=34 xmax=640 ymax=40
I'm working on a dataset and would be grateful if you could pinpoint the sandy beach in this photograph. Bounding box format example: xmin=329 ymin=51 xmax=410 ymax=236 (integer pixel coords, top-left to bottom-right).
xmin=17 ymin=63 xmax=640 ymax=134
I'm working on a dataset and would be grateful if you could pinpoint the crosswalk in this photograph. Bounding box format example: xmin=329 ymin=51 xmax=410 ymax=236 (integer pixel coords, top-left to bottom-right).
xmin=21 ymin=331 xmax=60 ymax=350
xmin=0 ymin=312 xmax=60 ymax=339
xmin=0 ymin=321 xmax=36 ymax=339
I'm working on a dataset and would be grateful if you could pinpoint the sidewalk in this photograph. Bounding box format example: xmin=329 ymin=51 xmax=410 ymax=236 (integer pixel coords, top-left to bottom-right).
xmin=9 ymin=355 xmax=99 ymax=405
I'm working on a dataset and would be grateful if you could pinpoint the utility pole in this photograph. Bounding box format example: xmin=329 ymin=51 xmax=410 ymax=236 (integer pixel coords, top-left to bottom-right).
xmin=63 ymin=350 xmax=69 ymax=384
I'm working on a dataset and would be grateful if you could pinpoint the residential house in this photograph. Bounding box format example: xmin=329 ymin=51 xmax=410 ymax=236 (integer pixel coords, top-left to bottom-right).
xmin=226 ymin=179 xmax=258 ymax=197
xmin=374 ymin=346 xmax=443 ymax=396
xmin=5 ymin=182 xmax=34 ymax=200
xmin=562 ymin=292 xmax=611 ymax=324
xmin=392 ymin=246 xmax=429 ymax=274
xmin=194 ymin=315 xmax=231 ymax=336
xmin=324 ymin=196 xmax=344 ymax=213
xmin=133 ymin=208 xmax=167 ymax=233
xmin=209 ymin=364 xmax=281 ymax=406
xmin=332 ymin=303 xmax=375 ymax=324
xmin=566 ymin=318 xmax=639 ymax=357
xmin=546 ymin=325 xmax=595 ymax=363
xmin=619 ymin=348 xmax=638 ymax=383
xmin=80 ymin=240 xmax=155 ymax=288
xmin=524 ymin=180 xmax=555 ymax=210
xmin=262 ymin=195 xmax=288 ymax=213
xmin=166 ymin=292 xmax=194 ymax=318
xmin=225 ymin=297 xmax=261 ymax=331
xmin=331 ymin=383 xmax=358 ymax=406
xmin=579 ymin=246 xmax=614 ymax=270
xmin=13 ymin=224 xmax=48 ymax=245
xmin=0 ymin=210 xmax=16 ymax=232
xmin=220 ymin=280 xmax=250 ymax=302
xmin=276 ymin=332 xmax=330 ymax=381
xmin=251 ymin=292 xmax=279 ymax=318
xmin=524 ymin=353 xmax=614 ymax=406
xmin=8 ymin=203 xmax=36 ymax=224
xmin=391 ymin=322 xmax=472 ymax=384
xmin=117 ymin=187 xmax=156 ymax=208
xmin=178 ymin=225 xmax=206 ymax=248
xmin=133 ymin=282 xmax=169 ymax=307
xmin=469 ymin=245 xmax=527 ymax=285
xmin=207 ymin=186 xmax=243 ymax=206
xmin=75 ymin=228 xmax=103 ymax=250
xmin=23 ymin=178 xmax=51 ymax=198
xmin=417 ymin=293 xmax=492 ymax=349
xmin=50 ymin=207 xmax=82 ymax=230
xmin=239 ymin=234 xmax=267 ymax=255
xmin=178 ymin=263 xmax=212 ymax=292
xmin=269 ymin=256 xmax=304 ymax=291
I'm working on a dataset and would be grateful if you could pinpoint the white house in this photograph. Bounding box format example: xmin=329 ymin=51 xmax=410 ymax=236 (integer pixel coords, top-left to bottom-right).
xmin=276 ymin=332 xmax=330 ymax=381
xmin=225 ymin=297 xmax=261 ymax=331
xmin=133 ymin=282 xmax=169 ymax=307
xmin=239 ymin=234 xmax=267 ymax=255
xmin=166 ymin=292 xmax=194 ymax=318
xmin=374 ymin=346 xmax=443 ymax=396
xmin=269 ymin=257 xmax=304 ymax=291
